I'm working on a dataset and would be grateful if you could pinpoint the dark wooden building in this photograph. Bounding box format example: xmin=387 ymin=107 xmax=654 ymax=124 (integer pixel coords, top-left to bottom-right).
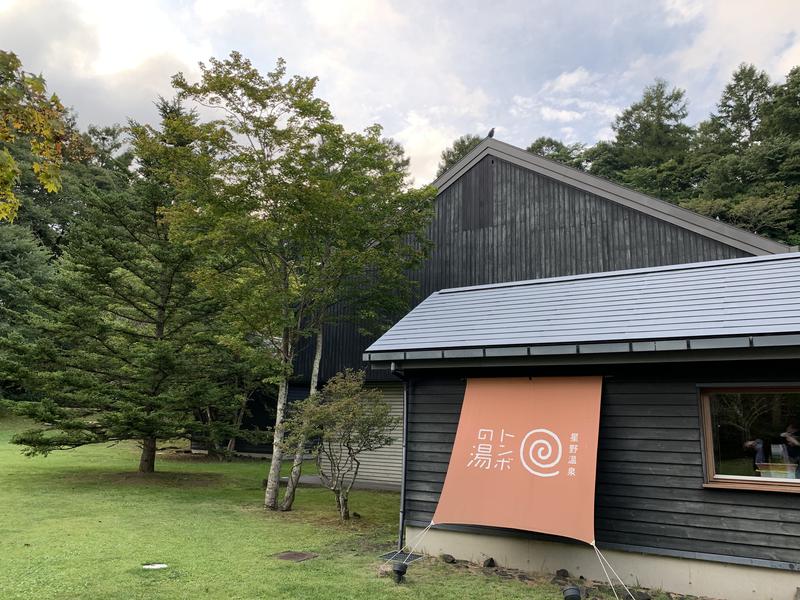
xmin=289 ymin=138 xmax=790 ymax=486
xmin=366 ymin=253 xmax=800 ymax=599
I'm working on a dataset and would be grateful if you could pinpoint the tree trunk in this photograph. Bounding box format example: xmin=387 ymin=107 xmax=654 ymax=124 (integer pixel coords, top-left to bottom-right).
xmin=264 ymin=374 xmax=290 ymax=510
xmin=139 ymin=437 xmax=157 ymax=473
xmin=227 ymin=393 xmax=249 ymax=453
xmin=336 ymin=490 xmax=350 ymax=521
xmin=280 ymin=328 xmax=323 ymax=511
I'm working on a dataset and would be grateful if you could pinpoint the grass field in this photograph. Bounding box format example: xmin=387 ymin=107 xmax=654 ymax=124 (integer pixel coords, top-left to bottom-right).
xmin=0 ymin=417 xmax=574 ymax=600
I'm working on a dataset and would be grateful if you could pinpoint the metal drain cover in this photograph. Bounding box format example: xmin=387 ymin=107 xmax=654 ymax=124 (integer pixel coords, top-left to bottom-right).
xmin=379 ymin=551 xmax=423 ymax=563
xmin=275 ymin=551 xmax=318 ymax=562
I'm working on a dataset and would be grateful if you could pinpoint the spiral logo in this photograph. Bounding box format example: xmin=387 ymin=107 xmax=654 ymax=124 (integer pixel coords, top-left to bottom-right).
xmin=520 ymin=428 xmax=563 ymax=477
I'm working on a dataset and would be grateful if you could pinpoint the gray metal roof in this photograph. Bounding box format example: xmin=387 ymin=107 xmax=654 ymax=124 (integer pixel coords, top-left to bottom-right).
xmin=366 ymin=253 xmax=800 ymax=360
xmin=432 ymin=138 xmax=793 ymax=256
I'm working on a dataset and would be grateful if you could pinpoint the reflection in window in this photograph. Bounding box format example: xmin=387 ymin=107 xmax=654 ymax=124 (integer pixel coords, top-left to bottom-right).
xmin=707 ymin=390 xmax=800 ymax=484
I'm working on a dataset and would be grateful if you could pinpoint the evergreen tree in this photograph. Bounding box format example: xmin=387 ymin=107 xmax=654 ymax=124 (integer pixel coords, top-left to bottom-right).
xmin=762 ymin=66 xmax=800 ymax=138
xmin=586 ymin=79 xmax=694 ymax=199
xmin=684 ymin=65 xmax=800 ymax=243
xmin=0 ymin=223 xmax=52 ymax=405
xmin=716 ymin=63 xmax=771 ymax=147
xmin=5 ymin=102 xmax=244 ymax=472
xmin=612 ymin=79 xmax=693 ymax=168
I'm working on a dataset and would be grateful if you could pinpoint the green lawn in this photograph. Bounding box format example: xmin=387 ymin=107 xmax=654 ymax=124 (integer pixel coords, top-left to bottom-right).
xmin=0 ymin=417 xmax=571 ymax=600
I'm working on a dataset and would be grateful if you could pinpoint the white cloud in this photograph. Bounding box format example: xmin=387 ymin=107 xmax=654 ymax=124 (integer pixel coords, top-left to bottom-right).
xmin=662 ymin=0 xmax=705 ymax=26
xmin=595 ymin=125 xmax=615 ymax=141
xmin=655 ymin=0 xmax=800 ymax=111
xmin=393 ymin=111 xmax=459 ymax=185
xmin=506 ymin=68 xmax=621 ymax=144
xmin=565 ymin=99 xmax=620 ymax=121
xmin=559 ymin=126 xmax=578 ymax=142
xmin=540 ymin=106 xmax=583 ymax=122
xmin=510 ymin=95 xmax=536 ymax=118
xmin=78 ymin=1 xmax=210 ymax=76
xmin=542 ymin=67 xmax=597 ymax=93
xmin=302 ymin=0 xmax=407 ymax=39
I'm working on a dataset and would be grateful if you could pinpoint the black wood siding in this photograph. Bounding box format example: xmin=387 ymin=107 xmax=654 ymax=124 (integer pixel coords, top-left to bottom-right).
xmin=296 ymin=156 xmax=750 ymax=383
xmin=403 ymin=360 xmax=800 ymax=569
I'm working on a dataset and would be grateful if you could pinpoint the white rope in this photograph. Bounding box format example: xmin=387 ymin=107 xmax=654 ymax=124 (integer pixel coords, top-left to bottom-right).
xmin=592 ymin=543 xmax=620 ymax=600
xmin=402 ymin=521 xmax=435 ymax=564
xmin=597 ymin=546 xmax=636 ymax=600
xmin=592 ymin=543 xmax=636 ymax=600
xmin=380 ymin=520 xmax=434 ymax=566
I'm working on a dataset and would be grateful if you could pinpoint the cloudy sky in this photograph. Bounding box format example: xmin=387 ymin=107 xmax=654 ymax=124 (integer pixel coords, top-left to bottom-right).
xmin=2 ymin=0 xmax=800 ymax=183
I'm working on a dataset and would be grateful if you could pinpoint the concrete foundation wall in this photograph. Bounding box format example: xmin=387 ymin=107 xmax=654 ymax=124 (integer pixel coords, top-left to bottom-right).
xmin=408 ymin=526 xmax=800 ymax=600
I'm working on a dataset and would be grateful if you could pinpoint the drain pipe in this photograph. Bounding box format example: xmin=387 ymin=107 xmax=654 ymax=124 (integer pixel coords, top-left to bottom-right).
xmin=391 ymin=361 xmax=408 ymax=551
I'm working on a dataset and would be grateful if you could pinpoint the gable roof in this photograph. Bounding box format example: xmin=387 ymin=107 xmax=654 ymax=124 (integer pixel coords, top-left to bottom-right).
xmin=432 ymin=138 xmax=793 ymax=256
xmin=365 ymin=252 xmax=800 ymax=360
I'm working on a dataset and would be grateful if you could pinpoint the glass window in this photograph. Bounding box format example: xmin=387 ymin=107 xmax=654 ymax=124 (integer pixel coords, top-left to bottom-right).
xmin=702 ymin=389 xmax=800 ymax=491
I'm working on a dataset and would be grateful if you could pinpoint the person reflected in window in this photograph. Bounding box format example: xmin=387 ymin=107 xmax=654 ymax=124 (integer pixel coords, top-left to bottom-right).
xmin=744 ymin=438 xmax=766 ymax=475
xmin=780 ymin=421 xmax=800 ymax=475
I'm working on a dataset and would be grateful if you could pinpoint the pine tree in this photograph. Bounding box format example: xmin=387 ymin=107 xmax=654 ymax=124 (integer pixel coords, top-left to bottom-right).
xmin=716 ymin=63 xmax=771 ymax=147
xmin=6 ymin=102 xmax=243 ymax=472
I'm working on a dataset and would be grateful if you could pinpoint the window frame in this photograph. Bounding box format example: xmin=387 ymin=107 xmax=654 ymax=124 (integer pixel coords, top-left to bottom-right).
xmin=699 ymin=386 xmax=800 ymax=494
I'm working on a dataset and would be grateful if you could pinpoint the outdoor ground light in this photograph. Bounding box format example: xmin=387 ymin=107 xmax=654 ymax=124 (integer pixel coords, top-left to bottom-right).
xmin=391 ymin=561 xmax=408 ymax=583
xmin=562 ymin=585 xmax=581 ymax=600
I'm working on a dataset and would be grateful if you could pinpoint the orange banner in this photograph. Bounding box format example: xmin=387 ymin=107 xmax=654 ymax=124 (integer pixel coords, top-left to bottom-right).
xmin=432 ymin=377 xmax=603 ymax=544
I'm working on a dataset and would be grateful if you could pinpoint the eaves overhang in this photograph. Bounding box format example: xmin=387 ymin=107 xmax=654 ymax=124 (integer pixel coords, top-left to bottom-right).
xmin=364 ymin=333 xmax=800 ymax=369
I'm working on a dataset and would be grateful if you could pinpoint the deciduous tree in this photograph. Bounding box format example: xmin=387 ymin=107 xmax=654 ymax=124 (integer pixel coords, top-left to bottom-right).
xmin=526 ymin=136 xmax=585 ymax=169
xmin=283 ymin=369 xmax=397 ymax=520
xmin=169 ymin=53 xmax=434 ymax=510
xmin=0 ymin=50 xmax=66 ymax=221
xmin=436 ymin=134 xmax=482 ymax=177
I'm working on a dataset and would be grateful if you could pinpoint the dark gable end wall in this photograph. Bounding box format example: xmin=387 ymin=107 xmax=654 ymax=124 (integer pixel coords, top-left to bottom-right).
xmin=403 ymin=360 xmax=800 ymax=570
xmin=296 ymin=156 xmax=750 ymax=383
xmin=419 ymin=156 xmax=749 ymax=292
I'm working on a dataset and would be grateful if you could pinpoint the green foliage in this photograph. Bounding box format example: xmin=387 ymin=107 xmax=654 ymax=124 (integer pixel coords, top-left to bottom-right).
xmin=0 ymin=50 xmax=66 ymax=221
xmin=716 ymin=63 xmax=771 ymax=147
xmin=681 ymin=193 xmax=795 ymax=238
xmin=612 ymin=79 xmax=693 ymax=167
xmin=436 ymin=133 xmax=482 ymax=177
xmin=7 ymin=133 xmax=129 ymax=255
xmin=526 ymin=136 xmax=585 ymax=169
xmin=585 ymin=79 xmax=695 ymax=200
xmin=761 ymin=66 xmax=800 ymax=139
xmin=168 ymin=52 xmax=435 ymax=507
xmin=285 ymin=369 xmax=398 ymax=520
xmin=0 ymin=223 xmax=52 ymax=405
xmin=0 ymin=223 xmax=51 ymax=335
xmin=86 ymin=124 xmax=134 ymax=173
xmin=2 ymin=103 xmax=258 ymax=471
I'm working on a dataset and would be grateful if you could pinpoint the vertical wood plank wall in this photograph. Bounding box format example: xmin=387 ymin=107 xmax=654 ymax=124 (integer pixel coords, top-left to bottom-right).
xmin=354 ymin=383 xmax=404 ymax=486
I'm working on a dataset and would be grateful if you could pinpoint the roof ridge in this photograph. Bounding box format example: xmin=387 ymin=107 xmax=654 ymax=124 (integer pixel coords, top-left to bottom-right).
xmin=438 ymin=252 xmax=799 ymax=296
